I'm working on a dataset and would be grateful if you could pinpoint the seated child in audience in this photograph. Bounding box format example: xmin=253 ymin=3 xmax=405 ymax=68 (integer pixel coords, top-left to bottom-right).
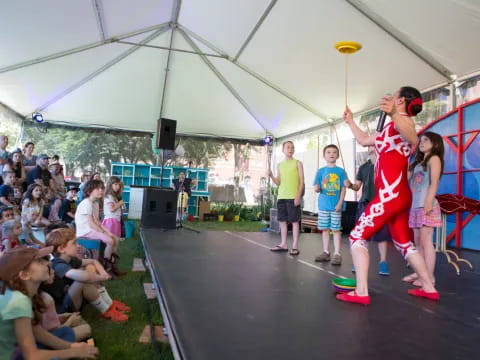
xmin=43 ymin=228 xmax=130 ymax=322
xmin=59 ymin=186 xmax=78 ymax=224
xmin=75 ymin=180 xmax=125 ymax=276
xmin=0 ymin=246 xmax=98 ymax=359
xmin=13 ymin=185 xmax=24 ymax=209
xmin=0 ymin=205 xmax=15 ymax=238
xmin=43 ymin=187 xmax=62 ymax=222
xmin=77 ymin=173 xmax=91 ymax=203
xmin=0 ymin=170 xmax=18 ymax=212
xmin=21 ymin=183 xmax=50 ymax=247
xmin=1 ymin=219 xmax=22 ymax=252
xmin=39 ymin=264 xmax=92 ymax=341
xmin=102 ymin=177 xmax=125 ymax=238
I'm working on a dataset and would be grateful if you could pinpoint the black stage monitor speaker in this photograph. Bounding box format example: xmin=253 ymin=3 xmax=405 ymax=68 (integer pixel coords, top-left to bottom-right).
xmin=156 ymin=118 xmax=177 ymax=150
xmin=141 ymin=187 xmax=177 ymax=229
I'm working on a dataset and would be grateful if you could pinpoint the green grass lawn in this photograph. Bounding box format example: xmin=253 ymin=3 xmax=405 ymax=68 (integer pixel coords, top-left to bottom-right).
xmin=80 ymin=233 xmax=173 ymax=360
xmin=186 ymin=219 xmax=267 ymax=232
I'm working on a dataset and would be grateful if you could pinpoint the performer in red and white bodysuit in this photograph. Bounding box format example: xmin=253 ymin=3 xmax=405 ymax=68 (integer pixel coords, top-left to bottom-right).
xmin=338 ymin=86 xmax=439 ymax=305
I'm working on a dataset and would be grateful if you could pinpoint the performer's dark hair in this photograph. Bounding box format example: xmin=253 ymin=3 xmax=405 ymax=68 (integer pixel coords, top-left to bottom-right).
xmin=400 ymin=86 xmax=423 ymax=116
xmin=409 ymin=131 xmax=444 ymax=176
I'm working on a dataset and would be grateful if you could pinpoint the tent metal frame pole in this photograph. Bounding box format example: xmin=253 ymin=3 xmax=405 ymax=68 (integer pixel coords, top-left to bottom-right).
xmin=345 ymin=0 xmax=454 ymax=80
xmin=158 ymin=0 xmax=182 ymax=118
xmin=159 ymin=27 xmax=175 ymax=118
xmin=33 ymin=27 xmax=170 ymax=114
xmin=233 ymin=0 xmax=278 ymax=61
xmin=114 ymin=40 xmax=227 ymax=58
xmin=178 ymin=28 xmax=268 ymax=132
xmin=92 ymin=0 xmax=107 ymax=40
xmin=178 ymin=25 xmax=330 ymax=124
xmin=171 ymin=0 xmax=182 ymax=24
xmin=0 ymin=22 xmax=170 ymax=75
xmin=177 ymin=24 xmax=229 ymax=57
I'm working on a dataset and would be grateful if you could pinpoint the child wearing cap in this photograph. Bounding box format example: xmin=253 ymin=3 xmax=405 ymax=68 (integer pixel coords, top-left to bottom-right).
xmin=0 ymin=246 xmax=98 ymax=359
xmin=43 ymin=228 xmax=130 ymax=323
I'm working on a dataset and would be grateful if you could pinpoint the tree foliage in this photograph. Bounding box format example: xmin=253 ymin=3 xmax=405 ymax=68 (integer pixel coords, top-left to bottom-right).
xmin=22 ymin=123 xmax=157 ymax=177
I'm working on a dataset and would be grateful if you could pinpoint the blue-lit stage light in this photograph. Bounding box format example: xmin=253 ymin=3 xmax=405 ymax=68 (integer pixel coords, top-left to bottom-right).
xmin=32 ymin=112 xmax=44 ymax=123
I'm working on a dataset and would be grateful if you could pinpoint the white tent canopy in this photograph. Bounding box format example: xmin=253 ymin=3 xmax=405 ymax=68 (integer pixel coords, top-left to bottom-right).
xmin=1 ymin=0 xmax=480 ymax=140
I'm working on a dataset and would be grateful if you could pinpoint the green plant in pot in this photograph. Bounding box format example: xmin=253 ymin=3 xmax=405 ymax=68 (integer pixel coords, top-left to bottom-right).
xmin=223 ymin=202 xmax=235 ymax=221
xmin=217 ymin=204 xmax=225 ymax=222
xmin=233 ymin=203 xmax=242 ymax=222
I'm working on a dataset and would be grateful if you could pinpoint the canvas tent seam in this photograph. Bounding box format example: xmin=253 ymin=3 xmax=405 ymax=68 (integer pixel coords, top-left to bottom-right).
xmin=345 ymin=0 xmax=454 ymax=80
xmin=177 ymin=25 xmax=330 ymax=124
xmin=233 ymin=0 xmax=278 ymax=62
xmin=32 ymin=27 xmax=170 ymax=115
xmin=178 ymin=28 xmax=268 ymax=133
xmin=0 ymin=22 xmax=171 ymax=75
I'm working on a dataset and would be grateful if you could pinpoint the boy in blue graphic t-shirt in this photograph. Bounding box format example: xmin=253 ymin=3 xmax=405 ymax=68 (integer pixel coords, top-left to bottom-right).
xmin=313 ymin=144 xmax=347 ymax=265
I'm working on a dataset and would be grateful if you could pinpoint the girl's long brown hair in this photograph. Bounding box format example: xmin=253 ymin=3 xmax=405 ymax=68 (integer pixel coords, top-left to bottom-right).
xmin=409 ymin=131 xmax=445 ymax=176
xmin=6 ymin=271 xmax=46 ymax=325
xmin=105 ymin=176 xmax=123 ymax=202
xmin=22 ymin=183 xmax=44 ymax=206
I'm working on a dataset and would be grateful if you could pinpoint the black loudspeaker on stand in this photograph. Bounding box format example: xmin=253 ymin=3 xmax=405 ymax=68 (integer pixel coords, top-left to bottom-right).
xmin=141 ymin=188 xmax=177 ymax=229
xmin=156 ymin=118 xmax=177 ymax=150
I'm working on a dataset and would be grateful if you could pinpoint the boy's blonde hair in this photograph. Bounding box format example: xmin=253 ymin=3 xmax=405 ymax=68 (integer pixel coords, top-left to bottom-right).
xmin=1 ymin=219 xmax=21 ymax=236
xmin=46 ymin=228 xmax=76 ymax=254
xmin=282 ymin=140 xmax=294 ymax=149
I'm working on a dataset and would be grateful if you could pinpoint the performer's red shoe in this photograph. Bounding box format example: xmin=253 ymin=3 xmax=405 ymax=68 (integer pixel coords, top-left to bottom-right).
xmin=407 ymin=288 xmax=440 ymax=301
xmin=336 ymin=291 xmax=370 ymax=305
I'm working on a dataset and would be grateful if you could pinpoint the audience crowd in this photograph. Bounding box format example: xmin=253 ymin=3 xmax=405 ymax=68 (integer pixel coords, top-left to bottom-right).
xmin=0 ymin=136 xmax=130 ymax=359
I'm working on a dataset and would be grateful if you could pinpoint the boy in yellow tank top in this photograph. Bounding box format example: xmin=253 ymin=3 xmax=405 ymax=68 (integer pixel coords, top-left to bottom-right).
xmin=268 ymin=141 xmax=304 ymax=255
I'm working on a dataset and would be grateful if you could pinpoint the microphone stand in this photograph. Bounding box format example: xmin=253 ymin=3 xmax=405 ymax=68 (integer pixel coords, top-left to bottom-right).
xmin=176 ymin=180 xmax=199 ymax=233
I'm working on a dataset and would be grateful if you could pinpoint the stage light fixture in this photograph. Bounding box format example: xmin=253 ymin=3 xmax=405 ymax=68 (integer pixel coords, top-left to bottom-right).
xmin=32 ymin=112 xmax=44 ymax=123
xmin=263 ymin=135 xmax=273 ymax=146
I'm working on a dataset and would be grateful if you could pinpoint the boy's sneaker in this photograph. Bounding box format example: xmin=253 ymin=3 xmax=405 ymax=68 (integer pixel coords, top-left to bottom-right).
xmin=378 ymin=261 xmax=390 ymax=276
xmin=315 ymin=252 xmax=330 ymax=262
xmin=101 ymin=306 xmax=129 ymax=322
xmin=113 ymin=300 xmax=131 ymax=313
xmin=331 ymin=254 xmax=342 ymax=266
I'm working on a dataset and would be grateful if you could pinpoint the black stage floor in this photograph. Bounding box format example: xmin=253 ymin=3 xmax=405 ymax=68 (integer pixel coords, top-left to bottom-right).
xmin=141 ymin=228 xmax=480 ymax=360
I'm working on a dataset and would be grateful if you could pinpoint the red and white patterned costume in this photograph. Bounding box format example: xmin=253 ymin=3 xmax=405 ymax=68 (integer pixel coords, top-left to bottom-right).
xmin=349 ymin=121 xmax=417 ymax=259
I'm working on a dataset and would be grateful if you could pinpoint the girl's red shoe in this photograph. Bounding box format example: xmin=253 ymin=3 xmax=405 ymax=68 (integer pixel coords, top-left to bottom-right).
xmin=336 ymin=291 xmax=371 ymax=305
xmin=408 ymin=289 xmax=440 ymax=301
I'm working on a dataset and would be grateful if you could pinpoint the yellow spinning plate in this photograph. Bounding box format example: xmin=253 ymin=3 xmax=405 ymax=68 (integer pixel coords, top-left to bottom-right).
xmin=334 ymin=41 xmax=362 ymax=54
